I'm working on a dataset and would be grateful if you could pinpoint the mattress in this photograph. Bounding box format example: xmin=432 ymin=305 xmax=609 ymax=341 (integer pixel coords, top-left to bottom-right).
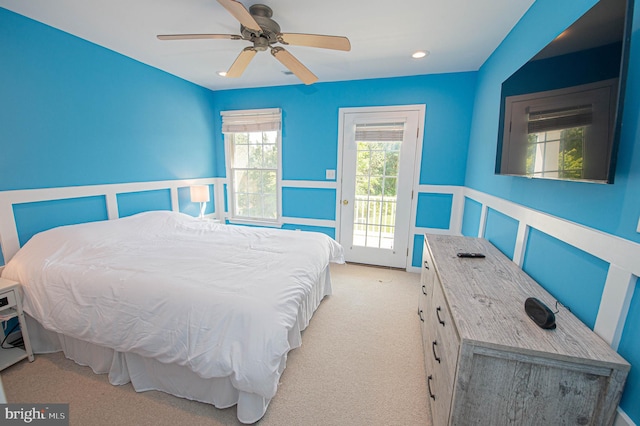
xmin=2 ymin=211 xmax=344 ymax=422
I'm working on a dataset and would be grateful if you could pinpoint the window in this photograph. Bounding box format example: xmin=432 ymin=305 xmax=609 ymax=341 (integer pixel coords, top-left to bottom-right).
xmin=222 ymin=109 xmax=282 ymax=225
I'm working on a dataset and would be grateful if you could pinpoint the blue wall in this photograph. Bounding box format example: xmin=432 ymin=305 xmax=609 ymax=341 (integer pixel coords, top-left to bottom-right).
xmin=618 ymin=279 xmax=640 ymax=422
xmin=483 ymin=208 xmax=519 ymax=259
xmin=13 ymin=197 xmax=108 ymax=246
xmin=415 ymin=193 xmax=453 ymax=229
xmin=116 ymin=189 xmax=172 ymax=218
xmin=212 ymin=73 xmax=477 ymax=252
xmin=0 ymin=8 xmax=218 ymax=191
xmin=522 ymin=229 xmax=609 ymax=329
xmin=465 ymin=0 xmax=640 ymax=245
xmin=211 ymin=73 xmax=476 ymax=184
xmin=466 ymin=0 xmax=640 ymax=422
xmin=461 ymin=197 xmax=482 ymax=237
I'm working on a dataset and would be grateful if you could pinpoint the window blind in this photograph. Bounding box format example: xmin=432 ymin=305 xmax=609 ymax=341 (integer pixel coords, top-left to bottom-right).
xmin=221 ymin=108 xmax=281 ymax=133
xmin=527 ymin=104 xmax=592 ymax=134
xmin=355 ymin=122 xmax=405 ymax=142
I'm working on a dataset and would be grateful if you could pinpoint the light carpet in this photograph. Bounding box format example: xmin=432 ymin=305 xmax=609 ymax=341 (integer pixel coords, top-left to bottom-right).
xmin=1 ymin=263 xmax=430 ymax=425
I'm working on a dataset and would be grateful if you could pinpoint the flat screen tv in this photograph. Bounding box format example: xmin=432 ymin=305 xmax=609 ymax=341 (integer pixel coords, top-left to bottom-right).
xmin=495 ymin=0 xmax=635 ymax=184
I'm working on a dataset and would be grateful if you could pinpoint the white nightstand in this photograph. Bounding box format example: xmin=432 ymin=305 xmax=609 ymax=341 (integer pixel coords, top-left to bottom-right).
xmin=0 ymin=278 xmax=34 ymax=370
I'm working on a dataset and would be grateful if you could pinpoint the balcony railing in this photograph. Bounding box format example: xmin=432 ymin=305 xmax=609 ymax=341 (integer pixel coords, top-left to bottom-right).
xmin=352 ymin=195 xmax=397 ymax=249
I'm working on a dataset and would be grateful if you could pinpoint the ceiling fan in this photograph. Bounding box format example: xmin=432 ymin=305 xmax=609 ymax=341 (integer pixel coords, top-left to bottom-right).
xmin=157 ymin=0 xmax=351 ymax=85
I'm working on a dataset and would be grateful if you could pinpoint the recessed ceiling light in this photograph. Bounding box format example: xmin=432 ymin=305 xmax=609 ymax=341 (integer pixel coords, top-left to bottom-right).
xmin=217 ymin=71 xmax=227 ymax=77
xmin=282 ymin=70 xmax=294 ymax=75
xmin=412 ymin=50 xmax=429 ymax=59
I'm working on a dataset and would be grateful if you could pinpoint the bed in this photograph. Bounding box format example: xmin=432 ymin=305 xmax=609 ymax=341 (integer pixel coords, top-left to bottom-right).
xmin=1 ymin=211 xmax=344 ymax=423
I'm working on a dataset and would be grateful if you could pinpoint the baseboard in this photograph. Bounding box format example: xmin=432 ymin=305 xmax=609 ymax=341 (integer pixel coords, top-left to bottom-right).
xmin=614 ymin=407 xmax=636 ymax=426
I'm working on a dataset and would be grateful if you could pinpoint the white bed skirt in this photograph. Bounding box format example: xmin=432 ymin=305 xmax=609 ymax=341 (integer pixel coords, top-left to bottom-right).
xmin=25 ymin=266 xmax=332 ymax=424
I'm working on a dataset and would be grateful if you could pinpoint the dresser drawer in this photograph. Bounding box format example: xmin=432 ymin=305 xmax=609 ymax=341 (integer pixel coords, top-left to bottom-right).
xmin=421 ymin=240 xmax=436 ymax=288
xmin=0 ymin=289 xmax=17 ymax=313
xmin=423 ymin=278 xmax=459 ymax=425
xmin=431 ymin=278 xmax=459 ymax=379
xmin=426 ymin=335 xmax=455 ymax=426
xmin=418 ymin=285 xmax=428 ymax=344
xmin=422 ymin=296 xmax=436 ymax=375
xmin=419 ymin=239 xmax=435 ymax=348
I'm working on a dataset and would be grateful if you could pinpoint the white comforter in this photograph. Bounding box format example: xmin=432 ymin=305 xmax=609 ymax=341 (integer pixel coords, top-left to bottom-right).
xmin=2 ymin=211 xmax=344 ymax=400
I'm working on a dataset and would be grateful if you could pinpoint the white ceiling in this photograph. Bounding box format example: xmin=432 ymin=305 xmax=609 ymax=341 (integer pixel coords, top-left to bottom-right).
xmin=0 ymin=0 xmax=535 ymax=91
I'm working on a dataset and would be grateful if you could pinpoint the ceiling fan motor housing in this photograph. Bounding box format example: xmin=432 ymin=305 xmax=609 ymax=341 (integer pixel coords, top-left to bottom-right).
xmin=240 ymin=4 xmax=280 ymax=50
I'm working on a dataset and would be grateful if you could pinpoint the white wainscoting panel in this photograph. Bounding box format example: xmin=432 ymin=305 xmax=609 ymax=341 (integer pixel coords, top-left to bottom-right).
xmin=0 ymin=178 xmax=217 ymax=262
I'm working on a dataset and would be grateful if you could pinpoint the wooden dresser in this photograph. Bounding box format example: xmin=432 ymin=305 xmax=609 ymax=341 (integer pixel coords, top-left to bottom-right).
xmin=418 ymin=234 xmax=629 ymax=426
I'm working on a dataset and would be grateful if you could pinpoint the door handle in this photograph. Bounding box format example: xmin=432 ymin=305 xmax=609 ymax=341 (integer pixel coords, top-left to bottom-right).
xmin=342 ymin=200 xmax=349 ymax=205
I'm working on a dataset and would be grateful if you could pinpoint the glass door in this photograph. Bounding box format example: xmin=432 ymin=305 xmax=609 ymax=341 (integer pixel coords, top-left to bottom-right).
xmin=339 ymin=108 xmax=420 ymax=268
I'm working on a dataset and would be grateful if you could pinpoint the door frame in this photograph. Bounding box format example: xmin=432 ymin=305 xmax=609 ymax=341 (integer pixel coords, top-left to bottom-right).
xmin=336 ymin=104 xmax=426 ymax=270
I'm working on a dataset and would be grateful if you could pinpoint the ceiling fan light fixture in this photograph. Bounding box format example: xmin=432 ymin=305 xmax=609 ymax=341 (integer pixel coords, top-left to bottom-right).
xmin=412 ymin=50 xmax=429 ymax=59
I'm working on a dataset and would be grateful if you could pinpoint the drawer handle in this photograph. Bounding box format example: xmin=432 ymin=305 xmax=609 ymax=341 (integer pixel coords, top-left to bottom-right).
xmin=432 ymin=340 xmax=441 ymax=363
xmin=427 ymin=375 xmax=436 ymax=400
xmin=424 ymin=260 xmax=430 ymax=270
xmin=418 ymin=309 xmax=424 ymax=322
xmin=422 ymin=285 xmax=427 ymax=296
xmin=436 ymin=306 xmax=446 ymax=326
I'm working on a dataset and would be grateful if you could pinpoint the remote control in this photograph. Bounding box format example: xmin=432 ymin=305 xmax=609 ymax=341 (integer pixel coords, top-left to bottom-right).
xmin=456 ymin=252 xmax=485 ymax=258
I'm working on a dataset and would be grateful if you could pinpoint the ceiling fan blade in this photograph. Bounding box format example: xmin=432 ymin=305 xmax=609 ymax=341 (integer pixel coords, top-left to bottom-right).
xmin=271 ymin=47 xmax=318 ymax=85
xmin=157 ymin=34 xmax=242 ymax=41
xmin=216 ymin=0 xmax=261 ymax=33
xmin=278 ymin=33 xmax=351 ymax=51
xmin=226 ymin=47 xmax=258 ymax=78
